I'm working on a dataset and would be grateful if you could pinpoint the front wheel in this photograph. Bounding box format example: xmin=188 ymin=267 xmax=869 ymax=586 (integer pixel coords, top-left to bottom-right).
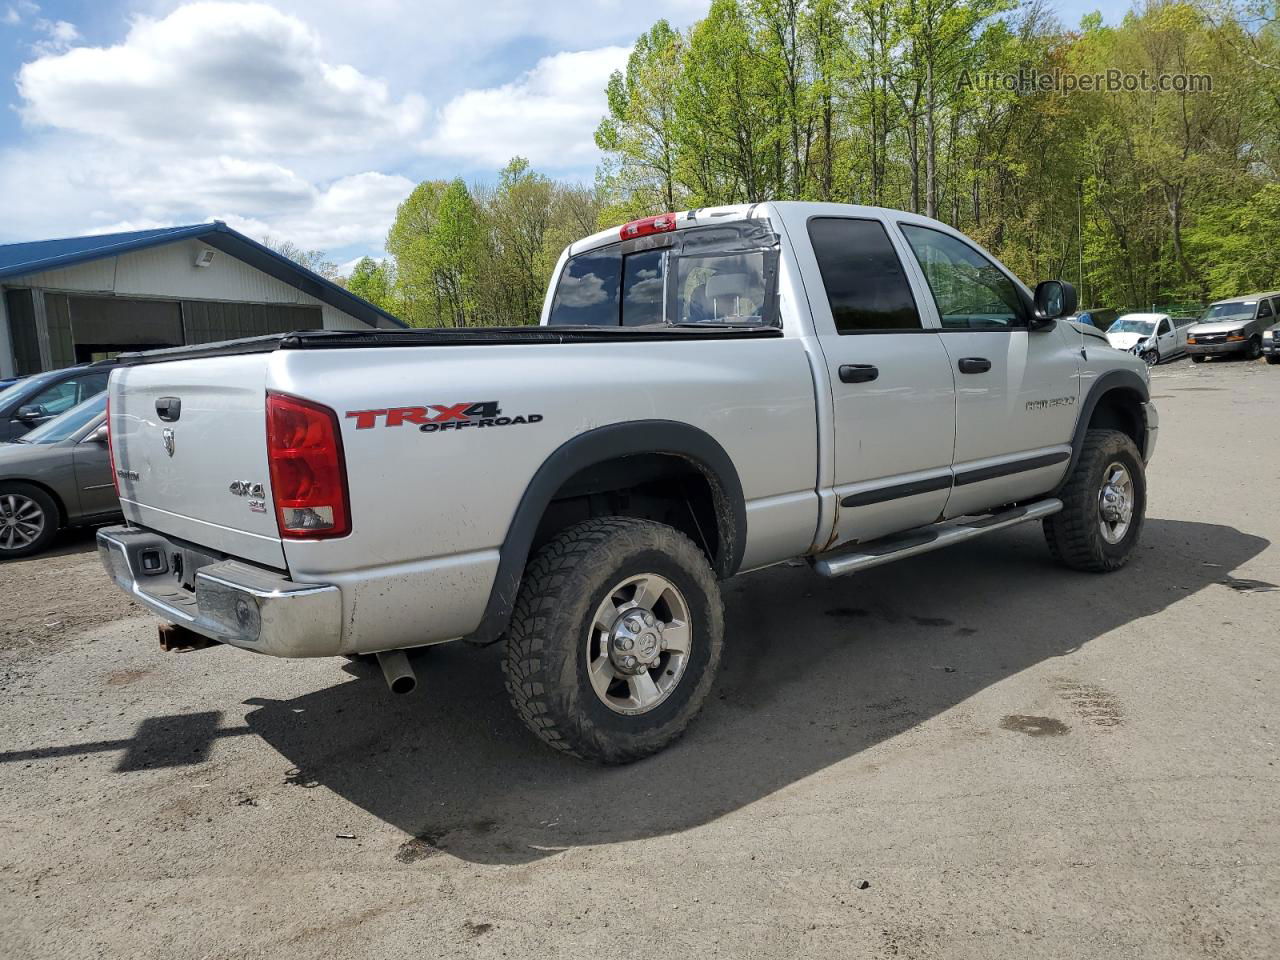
xmin=1044 ymin=429 xmax=1146 ymax=572
xmin=1266 ymin=355 xmax=1280 ymax=366
xmin=1191 ymin=354 xmax=1206 ymax=364
xmin=504 ymin=518 xmax=724 ymax=763
xmin=1247 ymin=337 xmax=1263 ymax=360
xmin=1140 ymin=347 xmax=1159 ymax=367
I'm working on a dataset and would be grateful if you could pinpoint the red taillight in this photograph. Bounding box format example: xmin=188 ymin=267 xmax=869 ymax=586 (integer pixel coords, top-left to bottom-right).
xmin=106 ymin=395 xmax=120 ymax=496
xmin=619 ymin=212 xmax=677 ymax=241
xmin=266 ymin=392 xmax=350 ymax=539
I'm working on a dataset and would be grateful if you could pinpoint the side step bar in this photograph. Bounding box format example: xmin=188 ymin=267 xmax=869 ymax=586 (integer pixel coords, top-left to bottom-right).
xmin=811 ymin=498 xmax=1063 ymax=578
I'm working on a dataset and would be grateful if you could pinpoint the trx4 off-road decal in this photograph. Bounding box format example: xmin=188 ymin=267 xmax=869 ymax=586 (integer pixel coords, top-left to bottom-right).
xmin=345 ymin=402 xmax=543 ymax=434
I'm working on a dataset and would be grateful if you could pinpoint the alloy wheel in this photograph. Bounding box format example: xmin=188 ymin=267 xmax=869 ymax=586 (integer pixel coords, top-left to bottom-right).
xmin=0 ymin=493 xmax=46 ymax=551
xmin=586 ymin=573 xmax=692 ymax=716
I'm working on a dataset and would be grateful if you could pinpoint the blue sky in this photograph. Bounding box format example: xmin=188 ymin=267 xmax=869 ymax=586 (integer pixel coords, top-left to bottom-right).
xmin=0 ymin=0 xmax=1119 ymax=267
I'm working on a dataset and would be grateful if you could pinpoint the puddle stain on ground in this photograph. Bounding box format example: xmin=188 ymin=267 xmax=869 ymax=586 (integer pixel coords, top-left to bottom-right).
xmin=911 ymin=616 xmax=953 ymax=627
xmin=105 ymin=668 xmax=152 ymax=686
xmin=999 ymin=715 xmax=1070 ymax=736
xmin=1053 ymin=678 xmax=1126 ymax=727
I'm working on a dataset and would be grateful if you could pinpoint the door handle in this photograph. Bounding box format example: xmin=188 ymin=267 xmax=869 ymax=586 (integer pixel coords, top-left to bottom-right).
xmin=957 ymin=357 xmax=991 ymax=374
xmin=839 ymin=364 xmax=879 ymax=384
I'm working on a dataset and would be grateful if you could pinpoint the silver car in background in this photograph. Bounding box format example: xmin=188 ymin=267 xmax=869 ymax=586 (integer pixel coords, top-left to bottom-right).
xmin=1186 ymin=293 xmax=1280 ymax=362
xmin=0 ymin=393 xmax=120 ymax=558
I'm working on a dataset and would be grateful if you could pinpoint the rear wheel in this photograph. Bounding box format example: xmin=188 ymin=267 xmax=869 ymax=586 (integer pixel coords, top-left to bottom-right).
xmin=504 ymin=517 xmax=724 ymax=763
xmin=0 ymin=483 xmax=59 ymax=559
xmin=1044 ymin=429 xmax=1146 ymax=573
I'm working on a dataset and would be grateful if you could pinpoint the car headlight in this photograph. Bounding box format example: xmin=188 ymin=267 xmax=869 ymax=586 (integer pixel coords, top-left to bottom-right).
xmin=1226 ymin=329 xmax=1247 ymax=341
xmin=1265 ymin=330 xmax=1275 ymax=340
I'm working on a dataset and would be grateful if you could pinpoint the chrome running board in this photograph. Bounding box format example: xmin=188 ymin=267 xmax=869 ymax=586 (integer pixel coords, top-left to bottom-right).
xmin=811 ymin=498 xmax=1063 ymax=578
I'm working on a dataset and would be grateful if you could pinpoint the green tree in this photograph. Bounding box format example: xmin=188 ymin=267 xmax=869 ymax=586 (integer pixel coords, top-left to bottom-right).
xmin=346 ymin=257 xmax=397 ymax=313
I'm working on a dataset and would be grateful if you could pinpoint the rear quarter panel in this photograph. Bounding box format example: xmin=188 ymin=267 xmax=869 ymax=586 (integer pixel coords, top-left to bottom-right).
xmin=270 ymin=337 xmax=819 ymax=651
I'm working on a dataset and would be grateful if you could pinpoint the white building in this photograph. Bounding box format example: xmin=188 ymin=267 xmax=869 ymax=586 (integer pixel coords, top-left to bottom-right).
xmin=0 ymin=222 xmax=403 ymax=377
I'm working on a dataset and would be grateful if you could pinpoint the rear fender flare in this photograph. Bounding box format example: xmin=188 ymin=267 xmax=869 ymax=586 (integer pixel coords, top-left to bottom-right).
xmin=467 ymin=420 xmax=746 ymax=645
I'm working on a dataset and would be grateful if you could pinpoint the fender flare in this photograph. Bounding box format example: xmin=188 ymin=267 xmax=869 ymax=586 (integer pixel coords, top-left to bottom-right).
xmin=1054 ymin=368 xmax=1150 ymax=493
xmin=466 ymin=419 xmax=747 ymax=645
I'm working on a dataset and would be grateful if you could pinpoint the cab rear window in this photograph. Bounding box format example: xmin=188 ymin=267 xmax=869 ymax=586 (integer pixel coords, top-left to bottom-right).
xmin=547 ymin=222 xmax=779 ymax=328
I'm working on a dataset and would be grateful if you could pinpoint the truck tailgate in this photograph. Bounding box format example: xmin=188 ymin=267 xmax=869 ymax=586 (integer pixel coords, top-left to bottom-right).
xmin=110 ymin=355 xmax=285 ymax=569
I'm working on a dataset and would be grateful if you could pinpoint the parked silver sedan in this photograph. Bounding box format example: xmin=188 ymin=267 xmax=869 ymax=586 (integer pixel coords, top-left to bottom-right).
xmin=0 ymin=393 xmax=120 ymax=558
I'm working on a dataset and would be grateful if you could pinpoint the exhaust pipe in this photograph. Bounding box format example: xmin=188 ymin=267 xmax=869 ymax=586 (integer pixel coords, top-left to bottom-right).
xmin=158 ymin=622 xmax=219 ymax=652
xmin=377 ymin=649 xmax=416 ymax=695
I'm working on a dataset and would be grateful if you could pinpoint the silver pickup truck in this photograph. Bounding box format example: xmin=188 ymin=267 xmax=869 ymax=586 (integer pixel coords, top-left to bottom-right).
xmin=98 ymin=202 xmax=1157 ymax=763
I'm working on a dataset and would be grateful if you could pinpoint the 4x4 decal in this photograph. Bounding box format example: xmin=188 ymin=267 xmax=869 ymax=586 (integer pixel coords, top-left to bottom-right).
xmin=345 ymin=402 xmax=543 ymax=434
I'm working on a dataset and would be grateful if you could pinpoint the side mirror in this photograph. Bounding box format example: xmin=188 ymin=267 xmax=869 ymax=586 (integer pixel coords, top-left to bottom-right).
xmin=15 ymin=404 xmax=44 ymax=422
xmin=1033 ymin=280 xmax=1077 ymax=324
xmin=86 ymin=423 xmax=109 ymax=445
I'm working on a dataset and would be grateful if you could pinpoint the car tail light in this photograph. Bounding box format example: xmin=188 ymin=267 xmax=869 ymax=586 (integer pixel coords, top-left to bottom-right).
xmin=266 ymin=392 xmax=350 ymax=539
xmin=106 ymin=395 xmax=120 ymax=496
xmin=619 ymin=213 xmax=677 ymax=241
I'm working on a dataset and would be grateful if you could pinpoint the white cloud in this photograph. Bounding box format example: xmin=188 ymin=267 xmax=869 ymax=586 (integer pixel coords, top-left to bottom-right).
xmin=3 ymin=1 xmax=39 ymax=27
xmin=31 ymin=18 xmax=77 ymax=54
xmin=17 ymin=2 xmax=425 ymax=155
xmin=422 ymin=46 xmax=630 ymax=169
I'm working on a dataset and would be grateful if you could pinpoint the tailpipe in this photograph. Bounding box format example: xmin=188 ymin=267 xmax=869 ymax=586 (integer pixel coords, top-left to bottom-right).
xmin=159 ymin=622 xmax=219 ymax=652
xmin=377 ymin=649 xmax=417 ymax=695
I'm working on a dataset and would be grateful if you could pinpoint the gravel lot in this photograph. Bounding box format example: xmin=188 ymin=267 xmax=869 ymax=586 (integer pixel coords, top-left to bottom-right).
xmin=2 ymin=357 xmax=1277 ymax=960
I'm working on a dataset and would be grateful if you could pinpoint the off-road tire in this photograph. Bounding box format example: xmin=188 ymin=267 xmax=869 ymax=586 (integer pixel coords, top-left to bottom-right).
xmin=1191 ymin=354 xmax=1206 ymax=363
xmin=0 ymin=482 xmax=60 ymax=559
xmin=503 ymin=517 xmax=724 ymax=764
xmin=1044 ymin=429 xmax=1146 ymax=573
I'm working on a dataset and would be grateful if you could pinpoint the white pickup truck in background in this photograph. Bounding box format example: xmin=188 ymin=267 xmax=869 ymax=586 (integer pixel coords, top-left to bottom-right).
xmin=98 ymin=201 xmax=1157 ymax=763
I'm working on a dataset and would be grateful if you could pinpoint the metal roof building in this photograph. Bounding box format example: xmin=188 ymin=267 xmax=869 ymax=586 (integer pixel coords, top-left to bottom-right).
xmin=0 ymin=222 xmax=404 ymax=378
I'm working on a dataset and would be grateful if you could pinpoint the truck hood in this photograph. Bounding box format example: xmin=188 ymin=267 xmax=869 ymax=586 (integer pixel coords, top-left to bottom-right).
xmin=1105 ymin=332 xmax=1150 ymax=351
xmin=1188 ymin=320 xmax=1251 ymax=335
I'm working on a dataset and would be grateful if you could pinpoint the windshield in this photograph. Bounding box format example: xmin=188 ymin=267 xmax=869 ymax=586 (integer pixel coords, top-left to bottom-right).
xmin=0 ymin=371 xmax=52 ymax=410
xmin=1200 ymin=302 xmax=1255 ymax=322
xmin=1108 ymin=318 xmax=1156 ymax=335
xmin=20 ymin=393 xmax=106 ymax=444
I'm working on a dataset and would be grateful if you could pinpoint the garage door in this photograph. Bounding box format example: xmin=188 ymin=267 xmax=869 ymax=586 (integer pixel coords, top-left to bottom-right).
xmin=182 ymin=301 xmax=323 ymax=344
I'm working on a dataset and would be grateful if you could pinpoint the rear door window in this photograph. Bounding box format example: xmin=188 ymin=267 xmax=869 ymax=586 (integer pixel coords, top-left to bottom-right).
xmin=807 ymin=218 xmax=921 ymax=332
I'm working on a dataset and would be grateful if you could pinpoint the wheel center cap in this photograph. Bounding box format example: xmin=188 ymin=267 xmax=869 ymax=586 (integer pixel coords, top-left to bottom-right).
xmin=609 ymin=610 xmax=663 ymax=674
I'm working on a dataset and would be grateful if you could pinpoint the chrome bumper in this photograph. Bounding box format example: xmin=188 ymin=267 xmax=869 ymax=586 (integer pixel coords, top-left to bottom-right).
xmin=97 ymin=525 xmax=343 ymax=657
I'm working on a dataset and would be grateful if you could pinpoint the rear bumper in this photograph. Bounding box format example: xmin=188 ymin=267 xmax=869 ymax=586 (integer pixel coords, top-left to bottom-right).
xmin=97 ymin=525 xmax=342 ymax=658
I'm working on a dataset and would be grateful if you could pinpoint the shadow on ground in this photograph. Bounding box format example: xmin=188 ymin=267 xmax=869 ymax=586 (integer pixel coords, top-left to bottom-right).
xmin=5 ymin=518 xmax=1269 ymax=864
